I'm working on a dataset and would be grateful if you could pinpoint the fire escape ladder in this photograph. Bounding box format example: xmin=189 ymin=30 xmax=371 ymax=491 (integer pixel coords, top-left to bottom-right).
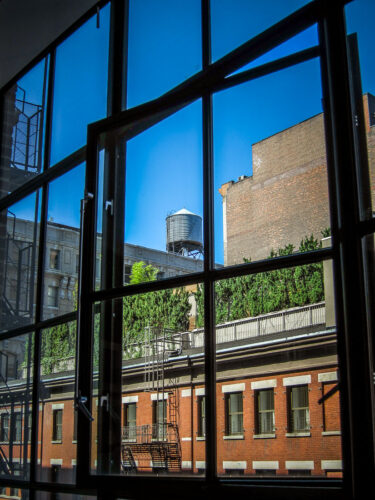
xmin=0 ymin=446 xmax=13 ymax=475
xmin=121 ymin=446 xmax=137 ymax=473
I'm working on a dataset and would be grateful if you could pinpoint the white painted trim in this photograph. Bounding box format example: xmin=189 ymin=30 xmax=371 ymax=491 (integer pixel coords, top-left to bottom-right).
xmin=50 ymin=459 xmax=63 ymax=466
xmin=196 ymin=461 xmax=206 ymax=469
xmin=150 ymin=393 xmax=168 ymax=401
xmin=318 ymin=371 xmax=338 ymax=383
xmin=251 ymin=379 xmax=277 ymax=390
xmin=181 ymin=437 xmax=191 ymax=441
xmin=222 ymin=383 xmax=245 ymax=393
xmin=52 ymin=403 xmax=64 ymax=410
xmin=283 ymin=375 xmax=311 ymax=386
xmin=181 ymin=389 xmax=191 ymax=397
xmin=71 ymin=459 xmax=76 ymax=466
xmin=253 ymin=461 xmax=279 ymax=470
xmin=223 ymin=461 xmax=247 ymax=470
xmin=122 ymin=396 xmax=138 ymax=404
xmin=195 ymin=388 xmax=205 ymax=396
xmin=321 ymin=460 xmax=342 ymax=470
xmin=285 ymin=461 xmax=314 ymax=470
xmin=182 ymin=461 xmax=192 ymax=469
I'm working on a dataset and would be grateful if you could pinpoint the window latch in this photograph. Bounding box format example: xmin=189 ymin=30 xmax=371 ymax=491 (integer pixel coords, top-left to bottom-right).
xmin=75 ymin=391 xmax=94 ymax=422
xmin=100 ymin=393 xmax=109 ymax=411
xmin=105 ymin=199 xmax=113 ymax=216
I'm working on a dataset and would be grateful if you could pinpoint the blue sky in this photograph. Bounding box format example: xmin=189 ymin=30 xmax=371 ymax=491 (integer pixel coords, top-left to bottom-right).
xmin=10 ymin=0 xmax=375 ymax=266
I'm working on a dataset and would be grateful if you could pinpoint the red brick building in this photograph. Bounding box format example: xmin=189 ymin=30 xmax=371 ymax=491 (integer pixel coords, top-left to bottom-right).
xmin=219 ymin=93 xmax=375 ymax=265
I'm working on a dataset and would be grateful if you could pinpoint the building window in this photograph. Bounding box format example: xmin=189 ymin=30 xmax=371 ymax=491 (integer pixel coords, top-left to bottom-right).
xmin=197 ymin=396 xmax=205 ymax=438
xmin=73 ymin=411 xmax=78 ymax=442
xmin=52 ymin=409 xmax=63 ymax=441
xmin=225 ymin=469 xmax=244 ymax=476
xmin=289 ymin=385 xmax=309 ymax=432
xmin=12 ymin=412 xmax=22 ymax=442
xmin=124 ymin=264 xmax=132 ymax=284
xmin=225 ymin=392 xmax=243 ymax=436
xmin=0 ymin=414 xmax=9 ymax=441
xmin=255 ymin=389 xmax=275 ymax=435
xmin=47 ymin=285 xmax=58 ymax=307
xmin=152 ymin=400 xmax=167 ymax=440
xmin=123 ymin=403 xmax=137 ymax=441
xmin=255 ymin=470 xmax=277 ymax=476
xmin=49 ymin=249 xmax=60 ymax=270
xmin=51 ymin=464 xmax=61 ymax=483
xmin=288 ymin=470 xmax=312 ymax=476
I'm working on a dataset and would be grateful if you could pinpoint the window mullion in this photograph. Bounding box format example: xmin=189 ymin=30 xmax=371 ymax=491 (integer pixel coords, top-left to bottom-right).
xmin=319 ymin=2 xmax=375 ymax=495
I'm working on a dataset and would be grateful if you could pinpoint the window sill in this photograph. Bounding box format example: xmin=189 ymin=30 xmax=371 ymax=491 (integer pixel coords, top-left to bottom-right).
xmin=196 ymin=436 xmax=205 ymax=441
xmin=322 ymin=430 xmax=341 ymax=436
xmin=122 ymin=439 xmax=137 ymax=443
xmin=253 ymin=433 xmax=276 ymax=439
xmin=223 ymin=435 xmax=244 ymax=440
xmin=285 ymin=432 xmax=310 ymax=437
xmin=72 ymin=440 xmax=77 ymax=443
xmin=51 ymin=440 xmax=62 ymax=444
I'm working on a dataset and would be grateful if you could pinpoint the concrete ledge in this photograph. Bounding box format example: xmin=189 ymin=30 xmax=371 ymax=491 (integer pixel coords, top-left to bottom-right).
xmin=253 ymin=461 xmax=278 ymax=470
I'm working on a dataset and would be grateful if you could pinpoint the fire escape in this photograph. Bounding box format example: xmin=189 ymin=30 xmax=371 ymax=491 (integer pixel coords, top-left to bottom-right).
xmin=121 ymin=328 xmax=182 ymax=473
xmin=0 ymin=85 xmax=42 ymax=331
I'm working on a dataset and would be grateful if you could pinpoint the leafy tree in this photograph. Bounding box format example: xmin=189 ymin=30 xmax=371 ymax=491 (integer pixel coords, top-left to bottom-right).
xmin=129 ymin=261 xmax=158 ymax=284
xmin=123 ymin=262 xmax=191 ymax=357
xmin=195 ymin=234 xmax=325 ymax=328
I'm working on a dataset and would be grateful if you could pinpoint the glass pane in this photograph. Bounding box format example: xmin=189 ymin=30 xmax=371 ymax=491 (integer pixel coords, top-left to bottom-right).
xmin=127 ymin=0 xmax=201 ymax=108
xmin=227 ymin=25 xmax=318 ymax=77
xmin=37 ymin=321 xmax=77 ymax=484
xmin=345 ymin=0 xmax=375 ymax=216
xmin=35 ymin=493 xmax=95 ymax=500
xmin=214 ymin=58 xmax=329 ymax=267
xmin=216 ymin=259 xmax=342 ymax=478
xmin=42 ymin=163 xmax=85 ymax=320
xmin=92 ymin=284 xmax=205 ymax=475
xmin=50 ymin=4 xmax=110 ymax=165
xmin=0 ymin=488 xmax=29 ymax=499
xmin=0 ymin=191 xmax=41 ymax=332
xmin=0 ymin=333 xmax=34 ymax=481
xmin=97 ymin=100 xmax=203 ymax=289
xmin=211 ymin=0 xmax=311 ymax=62
xmin=0 ymin=58 xmax=48 ymax=198
xmin=361 ymin=233 xmax=375 ymax=446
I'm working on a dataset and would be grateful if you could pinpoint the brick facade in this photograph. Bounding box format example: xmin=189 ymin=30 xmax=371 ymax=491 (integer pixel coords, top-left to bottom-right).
xmin=220 ymin=95 xmax=375 ymax=265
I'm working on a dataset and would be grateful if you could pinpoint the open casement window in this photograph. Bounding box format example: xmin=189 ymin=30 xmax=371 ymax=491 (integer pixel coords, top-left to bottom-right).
xmin=73 ymin=0 xmax=375 ymax=495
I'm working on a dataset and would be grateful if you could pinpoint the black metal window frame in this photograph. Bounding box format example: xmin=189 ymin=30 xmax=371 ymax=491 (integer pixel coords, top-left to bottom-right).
xmin=0 ymin=0 xmax=373 ymax=498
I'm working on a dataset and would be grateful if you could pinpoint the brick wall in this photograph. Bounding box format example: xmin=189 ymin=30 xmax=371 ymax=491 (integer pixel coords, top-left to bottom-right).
xmin=221 ymin=96 xmax=375 ymax=265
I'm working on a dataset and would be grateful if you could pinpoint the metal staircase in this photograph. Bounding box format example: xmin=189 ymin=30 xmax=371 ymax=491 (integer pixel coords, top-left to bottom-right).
xmin=121 ymin=328 xmax=182 ymax=473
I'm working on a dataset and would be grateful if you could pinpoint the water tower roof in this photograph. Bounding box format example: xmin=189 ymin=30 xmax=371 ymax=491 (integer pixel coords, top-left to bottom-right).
xmin=173 ymin=208 xmax=196 ymax=216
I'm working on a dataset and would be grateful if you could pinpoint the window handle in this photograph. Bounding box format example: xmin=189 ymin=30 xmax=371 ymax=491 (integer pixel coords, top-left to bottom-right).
xmin=75 ymin=391 xmax=94 ymax=422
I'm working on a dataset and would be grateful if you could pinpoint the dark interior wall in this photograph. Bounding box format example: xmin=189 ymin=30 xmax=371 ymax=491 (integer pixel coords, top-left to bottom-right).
xmin=0 ymin=0 xmax=98 ymax=89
